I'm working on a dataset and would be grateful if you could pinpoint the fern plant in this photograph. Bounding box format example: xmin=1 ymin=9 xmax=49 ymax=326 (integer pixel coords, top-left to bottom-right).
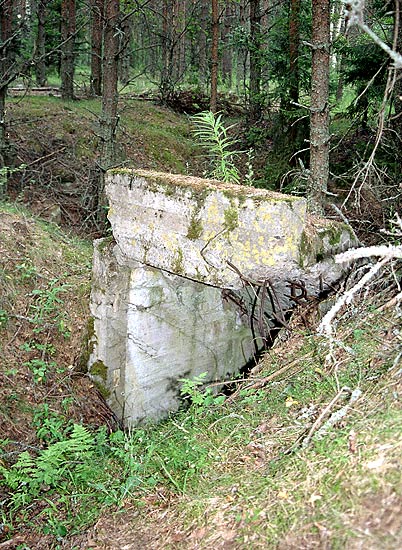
xmin=191 ymin=111 xmax=242 ymax=185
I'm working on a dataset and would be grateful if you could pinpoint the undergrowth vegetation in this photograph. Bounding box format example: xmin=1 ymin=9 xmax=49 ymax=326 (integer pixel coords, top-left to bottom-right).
xmin=0 ymin=201 xmax=401 ymax=548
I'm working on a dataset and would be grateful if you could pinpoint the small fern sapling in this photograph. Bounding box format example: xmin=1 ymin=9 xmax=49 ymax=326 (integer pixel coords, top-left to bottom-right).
xmin=191 ymin=111 xmax=242 ymax=185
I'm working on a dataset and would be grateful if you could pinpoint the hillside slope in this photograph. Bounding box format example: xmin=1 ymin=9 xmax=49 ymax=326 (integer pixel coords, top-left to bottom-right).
xmin=0 ymin=203 xmax=401 ymax=549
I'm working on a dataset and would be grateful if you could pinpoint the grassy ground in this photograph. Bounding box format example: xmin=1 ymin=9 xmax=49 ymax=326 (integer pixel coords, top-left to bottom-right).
xmin=0 ymin=201 xmax=401 ymax=549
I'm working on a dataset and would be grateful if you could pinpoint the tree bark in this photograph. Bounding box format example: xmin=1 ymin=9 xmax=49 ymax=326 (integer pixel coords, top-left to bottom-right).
xmin=160 ymin=0 xmax=175 ymax=101
xmin=0 ymin=0 xmax=13 ymax=197
xmin=98 ymin=0 xmax=120 ymax=217
xmin=393 ymin=0 xmax=402 ymax=141
xmin=249 ymin=0 xmax=262 ymax=122
xmin=198 ymin=0 xmax=209 ymax=92
xmin=60 ymin=0 xmax=76 ymax=100
xmin=221 ymin=3 xmax=233 ymax=87
xmin=210 ymin=0 xmax=219 ymax=112
xmin=90 ymin=0 xmax=104 ymax=96
xmin=35 ymin=0 xmax=47 ymax=86
xmin=308 ymin=0 xmax=330 ymax=215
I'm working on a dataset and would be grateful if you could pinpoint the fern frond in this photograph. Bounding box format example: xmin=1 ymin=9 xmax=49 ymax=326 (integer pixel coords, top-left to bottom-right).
xmin=191 ymin=111 xmax=242 ymax=184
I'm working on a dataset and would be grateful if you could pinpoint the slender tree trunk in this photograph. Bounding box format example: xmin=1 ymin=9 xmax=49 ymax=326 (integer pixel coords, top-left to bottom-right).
xmin=0 ymin=0 xmax=13 ymax=197
xmin=221 ymin=3 xmax=233 ymax=87
xmin=393 ymin=0 xmax=402 ymax=141
xmin=199 ymin=0 xmax=209 ymax=91
xmin=98 ymin=0 xmax=120 ymax=218
xmin=160 ymin=0 xmax=176 ymax=101
xmin=90 ymin=0 xmax=103 ymax=96
xmin=60 ymin=0 xmax=76 ymax=99
xmin=175 ymin=0 xmax=186 ymax=79
xmin=210 ymin=0 xmax=219 ymax=112
xmin=308 ymin=0 xmax=330 ymax=215
xmin=249 ymin=0 xmax=262 ymax=122
xmin=34 ymin=0 xmax=47 ymax=86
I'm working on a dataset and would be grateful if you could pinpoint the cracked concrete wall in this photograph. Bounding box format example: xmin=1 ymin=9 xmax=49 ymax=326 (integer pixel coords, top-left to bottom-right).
xmin=89 ymin=241 xmax=258 ymax=424
xmin=88 ymin=170 xmax=358 ymax=425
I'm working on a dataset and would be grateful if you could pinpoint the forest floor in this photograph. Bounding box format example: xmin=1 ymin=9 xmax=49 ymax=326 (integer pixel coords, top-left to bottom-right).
xmin=0 ymin=96 xmax=401 ymax=549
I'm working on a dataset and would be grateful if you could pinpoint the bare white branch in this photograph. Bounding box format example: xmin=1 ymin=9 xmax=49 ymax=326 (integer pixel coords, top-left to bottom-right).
xmin=343 ymin=0 xmax=402 ymax=68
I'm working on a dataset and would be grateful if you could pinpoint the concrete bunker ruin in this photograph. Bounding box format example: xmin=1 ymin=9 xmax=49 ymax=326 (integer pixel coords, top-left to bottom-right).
xmin=88 ymin=170 xmax=356 ymax=426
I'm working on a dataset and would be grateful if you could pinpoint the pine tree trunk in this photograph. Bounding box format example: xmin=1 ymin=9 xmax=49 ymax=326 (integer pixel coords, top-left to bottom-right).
xmin=249 ymin=0 xmax=262 ymax=122
xmin=90 ymin=0 xmax=103 ymax=96
xmin=210 ymin=0 xmax=219 ymax=112
xmin=35 ymin=0 xmax=47 ymax=86
xmin=393 ymin=0 xmax=402 ymax=140
xmin=60 ymin=0 xmax=76 ymax=100
xmin=97 ymin=0 xmax=120 ymax=220
xmin=308 ymin=0 xmax=330 ymax=215
xmin=199 ymin=0 xmax=209 ymax=92
xmin=0 ymin=0 xmax=12 ymax=197
xmin=160 ymin=0 xmax=175 ymax=101
xmin=221 ymin=3 xmax=233 ymax=87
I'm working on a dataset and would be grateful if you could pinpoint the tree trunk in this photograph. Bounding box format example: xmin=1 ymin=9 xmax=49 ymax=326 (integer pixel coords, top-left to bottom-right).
xmin=90 ymin=0 xmax=103 ymax=96
xmin=210 ymin=0 xmax=219 ymax=112
xmin=160 ymin=0 xmax=175 ymax=101
xmin=393 ymin=0 xmax=402 ymax=141
xmin=308 ymin=0 xmax=330 ymax=215
xmin=249 ymin=0 xmax=262 ymax=122
xmin=60 ymin=0 xmax=76 ymax=100
xmin=198 ymin=0 xmax=209 ymax=92
xmin=97 ymin=0 xmax=120 ymax=219
xmin=221 ymin=3 xmax=233 ymax=87
xmin=34 ymin=0 xmax=47 ymax=86
xmin=0 ymin=0 xmax=13 ymax=197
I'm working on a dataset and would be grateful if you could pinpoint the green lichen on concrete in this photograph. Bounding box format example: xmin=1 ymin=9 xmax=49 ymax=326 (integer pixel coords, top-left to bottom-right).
xmin=223 ymin=206 xmax=239 ymax=232
xmin=187 ymin=214 xmax=203 ymax=240
xmin=172 ymin=247 xmax=184 ymax=274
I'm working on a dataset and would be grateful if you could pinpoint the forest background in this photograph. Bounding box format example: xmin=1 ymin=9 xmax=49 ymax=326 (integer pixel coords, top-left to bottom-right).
xmin=0 ymin=0 xmax=401 ymax=231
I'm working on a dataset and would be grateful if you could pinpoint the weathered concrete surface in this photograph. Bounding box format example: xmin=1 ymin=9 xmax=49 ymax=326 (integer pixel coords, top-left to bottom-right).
xmin=89 ymin=241 xmax=258 ymax=424
xmin=107 ymin=170 xmax=308 ymax=288
xmin=89 ymin=170 xmax=358 ymax=425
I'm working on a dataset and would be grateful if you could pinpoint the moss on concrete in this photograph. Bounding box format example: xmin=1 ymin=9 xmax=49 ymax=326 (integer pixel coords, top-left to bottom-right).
xmin=172 ymin=247 xmax=184 ymax=274
xmin=187 ymin=214 xmax=203 ymax=240
xmin=90 ymin=359 xmax=107 ymax=381
xmin=223 ymin=206 xmax=239 ymax=232
xmin=108 ymin=169 xmax=304 ymax=206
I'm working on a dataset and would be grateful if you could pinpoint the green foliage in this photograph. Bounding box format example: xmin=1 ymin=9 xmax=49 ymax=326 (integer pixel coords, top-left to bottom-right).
xmin=16 ymin=261 xmax=37 ymax=282
xmin=32 ymin=404 xmax=71 ymax=443
xmin=179 ymin=372 xmax=226 ymax=410
xmin=191 ymin=111 xmax=242 ymax=184
xmin=0 ymin=308 xmax=8 ymax=329
xmin=29 ymin=278 xmax=70 ymax=336
xmin=23 ymin=358 xmax=56 ymax=383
